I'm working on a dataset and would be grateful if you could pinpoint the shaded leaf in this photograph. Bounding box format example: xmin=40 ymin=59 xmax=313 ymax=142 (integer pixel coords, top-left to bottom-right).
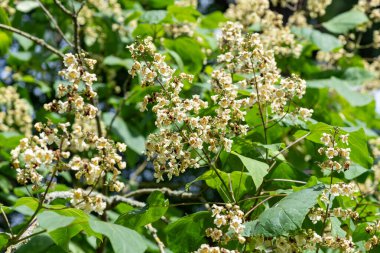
xmin=291 ymin=27 xmax=342 ymax=52
xmin=186 ymin=168 xmax=254 ymax=201
xmin=232 ymin=151 xmax=268 ymax=189
xmin=89 ymin=220 xmax=147 ymax=253
xmin=103 ymin=112 xmax=146 ymax=154
xmin=16 ymin=1 xmax=40 ymax=13
xmin=244 ymin=185 xmax=324 ymax=237
xmin=322 ymin=9 xmax=368 ymax=34
xmin=103 ymin=56 xmax=133 ymax=70
xmin=165 ymin=211 xmax=213 ymax=253
xmin=140 ymin=10 xmax=167 ymax=24
xmin=115 ymin=191 xmax=169 ymax=228
xmin=307 ymin=77 xmax=373 ymax=106
xmin=37 ymin=211 xmax=75 ymax=232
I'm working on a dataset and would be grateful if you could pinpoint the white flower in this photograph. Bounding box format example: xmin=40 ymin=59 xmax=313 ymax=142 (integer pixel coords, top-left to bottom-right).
xmin=325 ymin=147 xmax=338 ymax=159
xmin=340 ymin=134 xmax=349 ymax=145
xmin=320 ymin=133 xmax=331 ymax=146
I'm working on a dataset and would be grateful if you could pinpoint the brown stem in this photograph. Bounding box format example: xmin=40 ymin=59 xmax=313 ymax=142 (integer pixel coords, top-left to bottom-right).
xmin=37 ymin=0 xmax=73 ymax=47
xmin=0 ymin=24 xmax=64 ymax=58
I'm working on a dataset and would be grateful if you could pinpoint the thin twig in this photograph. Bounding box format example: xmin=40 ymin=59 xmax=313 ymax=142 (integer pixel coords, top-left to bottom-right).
xmin=266 ymin=178 xmax=306 ymax=184
xmin=124 ymin=187 xmax=197 ymax=199
xmin=37 ymin=0 xmax=73 ymax=47
xmin=53 ymin=0 xmax=74 ymax=17
xmin=130 ymin=161 xmax=148 ymax=183
xmin=12 ymin=229 xmax=47 ymax=245
xmin=244 ymin=196 xmax=274 ymax=218
xmin=271 ymin=132 xmax=310 ymax=160
xmin=145 ymin=224 xmax=165 ymax=253
xmin=107 ymin=75 xmax=131 ymax=133
xmin=1 ymin=206 xmax=13 ymax=235
xmin=0 ymin=24 xmax=64 ymax=58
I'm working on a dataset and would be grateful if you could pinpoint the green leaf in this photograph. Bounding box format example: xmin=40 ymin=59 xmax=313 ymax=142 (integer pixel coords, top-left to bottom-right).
xmin=37 ymin=211 xmax=75 ymax=232
xmin=103 ymin=112 xmax=146 ymax=154
xmin=322 ymin=9 xmax=369 ymax=34
xmin=9 ymin=51 xmax=32 ymax=62
xmin=186 ymin=168 xmax=254 ymax=201
xmin=0 ymin=233 xmax=10 ymax=249
xmin=14 ymin=33 xmax=33 ymax=50
xmin=0 ymin=131 xmax=23 ymax=149
xmin=307 ymin=77 xmax=373 ymax=106
xmin=132 ymin=23 xmax=161 ymax=38
xmin=103 ymin=55 xmax=133 ymax=70
xmin=167 ymin=49 xmax=184 ymax=71
xmin=48 ymin=224 xmax=83 ymax=250
xmin=231 ymin=151 xmax=268 ymax=189
xmin=15 ymin=235 xmax=67 ymax=253
xmin=16 ymin=1 xmax=40 ymax=13
xmin=166 ymin=5 xmax=201 ymax=23
xmin=145 ymin=0 xmax=174 ymax=9
xmin=0 ymin=7 xmax=11 ymax=56
xmin=344 ymin=163 xmax=367 ymax=180
xmin=345 ymin=128 xmax=372 ymax=169
xmin=89 ymin=220 xmax=147 ymax=253
xmin=49 ymin=208 xmax=101 ymax=249
xmin=343 ymin=67 xmax=374 ymax=85
xmin=291 ymin=27 xmax=342 ymax=52
xmin=244 ymin=185 xmax=324 ymax=237
xmin=164 ymin=37 xmax=204 ymax=73
xmin=115 ymin=191 xmax=169 ymax=228
xmin=13 ymin=197 xmax=39 ymax=215
xmin=200 ymin=11 xmax=228 ymax=29
xmin=165 ymin=211 xmax=213 ymax=253
xmin=330 ymin=217 xmax=346 ymax=237
xmin=126 ymin=85 xmax=160 ymax=104
xmin=140 ymin=10 xmax=167 ymax=24
xmin=295 ymin=122 xmax=372 ymax=168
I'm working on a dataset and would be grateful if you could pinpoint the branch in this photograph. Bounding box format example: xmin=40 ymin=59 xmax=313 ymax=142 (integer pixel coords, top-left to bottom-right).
xmin=45 ymin=190 xmax=146 ymax=208
xmin=271 ymin=132 xmax=311 ymax=160
xmin=53 ymin=0 xmax=74 ymax=17
xmin=145 ymin=224 xmax=165 ymax=253
xmin=107 ymin=75 xmax=131 ymax=133
xmin=1 ymin=206 xmax=13 ymax=235
xmin=0 ymin=24 xmax=64 ymax=58
xmin=124 ymin=187 xmax=197 ymax=199
xmin=37 ymin=0 xmax=73 ymax=47
xmin=265 ymin=178 xmax=306 ymax=184
xmin=244 ymin=196 xmax=274 ymax=218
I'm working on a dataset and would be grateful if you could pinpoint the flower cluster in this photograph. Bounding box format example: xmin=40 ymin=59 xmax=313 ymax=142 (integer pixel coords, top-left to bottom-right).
xmin=70 ymin=188 xmax=106 ymax=215
xmin=44 ymin=53 xmax=98 ymax=118
xmin=128 ymin=21 xmax=313 ymax=181
xmin=355 ymin=0 xmax=380 ymax=23
xmin=217 ymin=22 xmax=310 ymax=120
xmin=194 ymin=244 xmax=238 ymax=253
xmin=309 ymin=206 xmax=359 ymax=224
xmin=320 ymin=236 xmax=355 ymax=252
xmin=164 ymin=23 xmax=195 ymax=38
xmin=321 ymin=182 xmax=358 ymax=202
xmin=128 ymin=36 xmax=247 ymax=181
xmin=250 ymin=230 xmax=324 ymax=252
xmin=358 ymin=137 xmax=380 ymax=195
xmin=306 ymin=0 xmax=332 ymax=18
xmin=318 ymin=132 xmax=350 ymax=173
xmin=205 ymin=204 xmax=246 ymax=245
xmin=364 ymin=221 xmax=380 ymax=250
xmin=78 ymin=0 xmax=128 ymax=45
xmin=175 ymin=0 xmax=197 ymax=8
xmin=0 ymin=86 xmax=32 ymax=136
xmin=11 ymin=54 xmax=127 ymax=215
xmin=225 ymin=0 xmax=302 ymax=57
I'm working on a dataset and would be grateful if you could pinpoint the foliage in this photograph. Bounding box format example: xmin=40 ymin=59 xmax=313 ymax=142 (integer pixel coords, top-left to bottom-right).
xmin=0 ymin=0 xmax=379 ymax=253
